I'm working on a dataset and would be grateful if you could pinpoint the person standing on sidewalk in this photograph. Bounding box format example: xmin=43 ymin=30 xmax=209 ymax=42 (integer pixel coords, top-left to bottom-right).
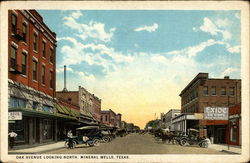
xmin=67 ymin=130 xmax=73 ymax=149
xmin=8 ymin=130 xmax=17 ymax=149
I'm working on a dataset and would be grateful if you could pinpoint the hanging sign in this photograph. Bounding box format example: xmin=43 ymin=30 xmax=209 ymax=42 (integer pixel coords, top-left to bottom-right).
xmin=8 ymin=112 xmax=22 ymax=120
xmin=204 ymin=107 xmax=228 ymax=120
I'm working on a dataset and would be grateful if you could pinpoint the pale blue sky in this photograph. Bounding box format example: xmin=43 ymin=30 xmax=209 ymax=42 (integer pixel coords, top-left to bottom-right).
xmin=38 ymin=10 xmax=241 ymax=127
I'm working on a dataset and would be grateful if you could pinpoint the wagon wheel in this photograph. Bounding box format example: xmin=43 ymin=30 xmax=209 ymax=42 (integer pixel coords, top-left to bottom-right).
xmin=180 ymin=139 xmax=188 ymax=146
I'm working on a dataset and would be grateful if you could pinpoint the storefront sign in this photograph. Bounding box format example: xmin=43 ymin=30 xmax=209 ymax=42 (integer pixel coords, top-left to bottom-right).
xmin=204 ymin=107 xmax=228 ymax=120
xmin=229 ymin=114 xmax=240 ymax=119
xmin=8 ymin=112 xmax=22 ymax=120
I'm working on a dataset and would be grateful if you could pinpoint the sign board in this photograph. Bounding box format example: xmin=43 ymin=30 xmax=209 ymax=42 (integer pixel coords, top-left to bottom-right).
xmin=204 ymin=107 xmax=228 ymax=120
xmin=8 ymin=112 xmax=22 ymax=120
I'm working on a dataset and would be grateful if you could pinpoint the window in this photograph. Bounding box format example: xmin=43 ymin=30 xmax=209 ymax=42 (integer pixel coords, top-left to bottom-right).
xmin=203 ymin=86 xmax=208 ymax=96
xmin=10 ymin=96 xmax=27 ymax=108
xmin=32 ymin=60 xmax=37 ymax=81
xmin=10 ymin=46 xmax=17 ymax=69
xmin=9 ymin=120 xmax=24 ymax=141
xmin=230 ymin=87 xmax=235 ymax=96
xmin=33 ymin=33 xmax=38 ymax=51
xmin=49 ymin=71 xmax=53 ymax=89
xmin=49 ymin=48 xmax=53 ymax=63
xmin=105 ymin=115 xmax=108 ymax=121
xmin=42 ymin=41 xmax=46 ymax=58
xmin=43 ymin=119 xmax=53 ymax=140
xmin=42 ymin=105 xmax=54 ymax=113
xmin=11 ymin=14 xmax=17 ymax=34
xmin=22 ymin=23 xmax=27 ymax=42
xmin=42 ymin=65 xmax=45 ymax=85
xmin=21 ymin=52 xmax=27 ymax=75
xmin=211 ymin=86 xmax=216 ymax=96
xmin=32 ymin=102 xmax=38 ymax=110
xmin=221 ymin=87 xmax=226 ymax=96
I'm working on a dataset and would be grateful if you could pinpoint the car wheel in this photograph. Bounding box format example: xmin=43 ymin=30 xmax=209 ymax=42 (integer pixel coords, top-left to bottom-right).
xmin=64 ymin=141 xmax=69 ymax=148
xmin=202 ymin=142 xmax=208 ymax=148
xmin=93 ymin=139 xmax=100 ymax=146
xmin=180 ymin=139 xmax=187 ymax=146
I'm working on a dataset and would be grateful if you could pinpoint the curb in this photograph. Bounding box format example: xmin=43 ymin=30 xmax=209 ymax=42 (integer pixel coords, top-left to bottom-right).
xmin=221 ymin=150 xmax=240 ymax=155
xmin=8 ymin=146 xmax=65 ymax=154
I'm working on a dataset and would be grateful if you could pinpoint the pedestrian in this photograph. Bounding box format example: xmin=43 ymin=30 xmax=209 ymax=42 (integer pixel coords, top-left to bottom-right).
xmin=8 ymin=130 xmax=17 ymax=149
xmin=67 ymin=130 xmax=73 ymax=149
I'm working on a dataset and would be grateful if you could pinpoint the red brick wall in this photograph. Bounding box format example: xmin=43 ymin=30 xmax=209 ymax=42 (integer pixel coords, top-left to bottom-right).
xmin=8 ymin=10 xmax=56 ymax=97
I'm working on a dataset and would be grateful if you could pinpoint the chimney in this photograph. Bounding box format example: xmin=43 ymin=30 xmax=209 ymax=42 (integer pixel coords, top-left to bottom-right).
xmin=62 ymin=65 xmax=68 ymax=92
xmin=224 ymin=76 xmax=230 ymax=79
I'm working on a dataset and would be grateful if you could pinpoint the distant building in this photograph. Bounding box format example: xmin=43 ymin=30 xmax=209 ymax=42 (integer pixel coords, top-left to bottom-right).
xmin=101 ymin=109 xmax=122 ymax=128
xmin=160 ymin=109 xmax=181 ymax=131
xmin=178 ymin=73 xmax=241 ymax=143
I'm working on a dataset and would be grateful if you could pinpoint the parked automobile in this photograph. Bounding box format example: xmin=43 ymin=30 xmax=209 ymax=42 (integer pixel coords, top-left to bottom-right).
xmin=179 ymin=128 xmax=210 ymax=148
xmin=64 ymin=126 xmax=100 ymax=148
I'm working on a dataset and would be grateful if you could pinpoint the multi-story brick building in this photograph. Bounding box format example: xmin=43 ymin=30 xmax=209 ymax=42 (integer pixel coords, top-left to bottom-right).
xmin=101 ymin=109 xmax=122 ymax=128
xmin=56 ymin=86 xmax=101 ymax=125
xmin=177 ymin=72 xmax=241 ymax=143
xmin=8 ymin=10 xmax=58 ymax=146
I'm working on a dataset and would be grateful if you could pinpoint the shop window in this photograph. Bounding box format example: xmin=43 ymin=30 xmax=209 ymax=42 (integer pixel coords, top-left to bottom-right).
xmin=11 ymin=46 xmax=17 ymax=70
xmin=32 ymin=60 xmax=37 ymax=81
xmin=221 ymin=87 xmax=226 ymax=96
xmin=230 ymin=87 xmax=235 ymax=96
xmin=43 ymin=119 xmax=52 ymax=140
xmin=211 ymin=86 xmax=216 ymax=96
xmin=203 ymin=86 xmax=208 ymax=96
xmin=42 ymin=104 xmax=54 ymax=113
xmin=11 ymin=14 xmax=17 ymax=34
xmin=21 ymin=52 xmax=27 ymax=75
xmin=10 ymin=96 xmax=27 ymax=108
xmin=22 ymin=22 xmax=27 ymax=42
xmin=9 ymin=120 xmax=24 ymax=142
xmin=230 ymin=126 xmax=237 ymax=142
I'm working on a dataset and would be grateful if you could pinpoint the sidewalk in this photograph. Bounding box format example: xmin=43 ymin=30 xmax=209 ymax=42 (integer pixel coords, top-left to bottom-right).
xmin=8 ymin=141 xmax=65 ymax=154
xmin=209 ymin=143 xmax=241 ymax=154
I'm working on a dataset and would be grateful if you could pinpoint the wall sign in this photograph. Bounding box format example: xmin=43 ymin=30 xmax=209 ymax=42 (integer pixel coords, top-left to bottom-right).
xmin=204 ymin=107 xmax=228 ymax=120
xmin=8 ymin=112 xmax=22 ymax=120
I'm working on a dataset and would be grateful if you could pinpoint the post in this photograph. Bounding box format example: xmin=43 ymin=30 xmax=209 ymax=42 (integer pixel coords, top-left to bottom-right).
xmin=228 ymin=95 xmax=230 ymax=150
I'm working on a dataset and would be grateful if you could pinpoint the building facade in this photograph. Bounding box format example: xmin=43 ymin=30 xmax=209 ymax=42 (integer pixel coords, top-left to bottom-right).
xmin=227 ymin=104 xmax=241 ymax=145
xmin=179 ymin=73 xmax=241 ymax=143
xmin=101 ymin=109 xmax=122 ymax=128
xmin=8 ymin=10 xmax=58 ymax=146
xmin=160 ymin=109 xmax=181 ymax=130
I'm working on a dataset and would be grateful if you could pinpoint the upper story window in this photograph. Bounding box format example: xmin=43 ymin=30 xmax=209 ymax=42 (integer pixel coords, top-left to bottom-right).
xmin=33 ymin=33 xmax=38 ymax=51
xmin=32 ymin=60 xmax=38 ymax=81
xmin=42 ymin=65 xmax=46 ymax=85
xmin=211 ymin=86 xmax=216 ymax=96
xmin=10 ymin=46 xmax=17 ymax=69
xmin=203 ymin=86 xmax=208 ymax=96
xmin=221 ymin=87 xmax=226 ymax=96
xmin=49 ymin=71 xmax=53 ymax=89
xmin=22 ymin=23 xmax=27 ymax=42
xmin=230 ymin=87 xmax=235 ymax=96
xmin=21 ymin=52 xmax=27 ymax=75
xmin=49 ymin=48 xmax=53 ymax=63
xmin=42 ymin=41 xmax=46 ymax=58
xmin=11 ymin=14 xmax=17 ymax=34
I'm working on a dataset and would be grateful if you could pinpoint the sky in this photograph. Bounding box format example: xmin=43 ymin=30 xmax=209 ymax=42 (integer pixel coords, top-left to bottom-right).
xmin=38 ymin=10 xmax=241 ymax=129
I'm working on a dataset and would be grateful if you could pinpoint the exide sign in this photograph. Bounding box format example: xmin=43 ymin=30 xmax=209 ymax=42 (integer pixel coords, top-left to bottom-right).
xmin=204 ymin=107 xmax=228 ymax=120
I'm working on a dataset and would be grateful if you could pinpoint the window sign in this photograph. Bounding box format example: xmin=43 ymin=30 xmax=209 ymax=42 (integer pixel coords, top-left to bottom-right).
xmin=204 ymin=107 xmax=228 ymax=120
xmin=8 ymin=112 xmax=22 ymax=120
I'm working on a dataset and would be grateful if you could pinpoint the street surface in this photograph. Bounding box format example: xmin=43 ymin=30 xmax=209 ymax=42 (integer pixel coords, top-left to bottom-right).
xmin=45 ymin=133 xmax=225 ymax=154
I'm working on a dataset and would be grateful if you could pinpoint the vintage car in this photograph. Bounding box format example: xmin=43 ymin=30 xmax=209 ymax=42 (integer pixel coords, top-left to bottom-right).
xmin=179 ymin=128 xmax=210 ymax=148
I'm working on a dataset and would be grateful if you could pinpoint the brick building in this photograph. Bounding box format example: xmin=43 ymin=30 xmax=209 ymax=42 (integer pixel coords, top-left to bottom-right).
xmin=178 ymin=73 xmax=241 ymax=143
xmin=160 ymin=109 xmax=181 ymax=130
xmin=101 ymin=109 xmax=122 ymax=128
xmin=8 ymin=10 xmax=58 ymax=146
xmin=56 ymin=86 xmax=101 ymax=125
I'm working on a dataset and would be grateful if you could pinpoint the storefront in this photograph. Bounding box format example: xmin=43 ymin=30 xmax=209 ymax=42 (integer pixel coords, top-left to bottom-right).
xmin=227 ymin=104 xmax=241 ymax=146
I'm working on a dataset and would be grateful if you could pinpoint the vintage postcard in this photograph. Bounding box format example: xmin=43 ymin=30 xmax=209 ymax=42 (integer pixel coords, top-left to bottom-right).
xmin=0 ymin=1 xmax=249 ymax=162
